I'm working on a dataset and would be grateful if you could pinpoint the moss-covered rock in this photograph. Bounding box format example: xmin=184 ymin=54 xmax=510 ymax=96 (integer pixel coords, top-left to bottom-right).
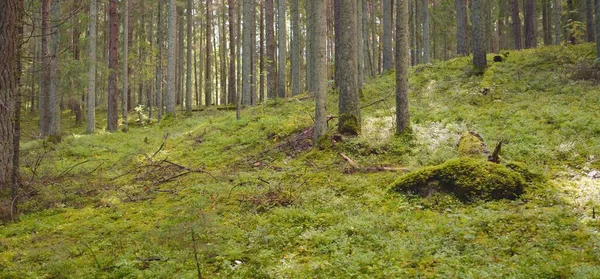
xmin=391 ymin=157 xmax=526 ymax=202
xmin=458 ymin=132 xmax=490 ymax=158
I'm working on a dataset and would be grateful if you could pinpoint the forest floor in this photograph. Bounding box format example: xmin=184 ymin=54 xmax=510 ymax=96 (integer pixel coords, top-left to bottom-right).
xmin=2 ymin=44 xmax=600 ymax=278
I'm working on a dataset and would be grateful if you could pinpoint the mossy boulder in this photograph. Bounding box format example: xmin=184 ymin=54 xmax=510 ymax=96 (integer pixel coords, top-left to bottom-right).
xmin=391 ymin=158 xmax=526 ymax=202
xmin=458 ymin=132 xmax=490 ymax=158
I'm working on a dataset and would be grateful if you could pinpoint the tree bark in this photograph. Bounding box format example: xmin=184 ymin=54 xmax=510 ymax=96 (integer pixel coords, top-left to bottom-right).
xmin=48 ymin=0 xmax=61 ymax=137
xmin=0 ymin=0 xmax=22 ymax=220
xmin=456 ymin=0 xmax=469 ymax=55
xmin=291 ymin=0 xmax=300 ymax=96
xmin=313 ymin=0 xmax=328 ymax=144
xmin=108 ymin=0 xmax=119 ymax=131
xmin=587 ymin=0 xmax=595 ymax=42
xmin=554 ymin=0 xmax=563 ymax=45
xmin=383 ymin=0 xmax=394 ymax=71
xmin=524 ymin=0 xmax=537 ymax=48
xmin=511 ymin=0 xmax=523 ymax=50
xmin=277 ymin=0 xmax=287 ymax=98
xmin=357 ymin=0 xmax=364 ymax=87
xmin=396 ymin=0 xmax=409 ymax=134
xmin=122 ymin=0 xmax=129 ymax=127
xmin=471 ymin=0 xmax=487 ymax=70
xmin=166 ymin=0 xmax=177 ymax=115
xmin=422 ymin=0 xmax=430 ymax=63
xmin=205 ymin=0 xmax=213 ymax=107
xmin=336 ymin=0 xmax=360 ymax=135
xmin=596 ymin=0 xmax=600 ymax=59
xmin=228 ymin=0 xmax=239 ymax=118
xmin=243 ymin=0 xmax=255 ymax=105
xmin=186 ymin=0 xmax=193 ymax=113
xmin=156 ymin=0 xmax=164 ymax=120
xmin=87 ymin=0 xmax=97 ymax=133
xmin=40 ymin=0 xmax=50 ymax=136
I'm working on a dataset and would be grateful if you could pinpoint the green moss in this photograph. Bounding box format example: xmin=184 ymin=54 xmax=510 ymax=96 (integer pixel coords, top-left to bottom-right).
xmin=505 ymin=161 xmax=546 ymax=183
xmin=392 ymin=158 xmax=526 ymax=202
xmin=338 ymin=113 xmax=360 ymax=136
xmin=458 ymin=132 xmax=489 ymax=158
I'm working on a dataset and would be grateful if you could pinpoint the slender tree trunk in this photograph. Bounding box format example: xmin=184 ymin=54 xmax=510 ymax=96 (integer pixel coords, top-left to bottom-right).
xmin=472 ymin=0 xmax=487 ymax=70
xmin=205 ymin=0 xmax=213 ymax=107
xmin=524 ymin=0 xmax=537 ymax=48
xmin=587 ymin=0 xmax=595 ymax=42
xmin=305 ymin=0 xmax=313 ymax=93
xmin=228 ymin=0 xmax=239 ymax=118
xmin=243 ymin=0 xmax=255 ymax=105
xmin=166 ymin=0 xmax=177 ymax=115
xmin=422 ymin=0 xmax=430 ymax=63
xmin=313 ymin=0 xmax=328 ymax=144
xmin=362 ymin=0 xmax=369 ymax=78
xmin=259 ymin=2 xmax=265 ymax=102
xmin=337 ymin=0 xmax=360 ymax=135
xmin=554 ymin=0 xmax=563 ymax=45
xmin=108 ymin=0 xmax=119 ymax=131
xmin=178 ymin=7 xmax=184 ymax=108
xmin=40 ymin=0 xmax=50 ymax=135
xmin=396 ymin=0 xmax=409 ymax=134
xmin=48 ymin=0 xmax=61 ymax=137
xmin=220 ymin=6 xmax=228 ymax=105
xmin=87 ymin=0 xmax=97 ymax=133
xmin=511 ymin=0 xmax=523 ymax=50
xmin=122 ymin=0 xmax=129 ymax=127
xmin=156 ymin=0 xmax=164 ymax=120
xmin=357 ymin=0 xmax=364 ymax=87
xmin=291 ymin=0 xmax=300 ymax=96
xmin=383 ymin=0 xmax=394 ymax=71
xmin=185 ymin=0 xmax=193 ymax=113
xmin=0 ymin=0 xmax=22 ymax=220
xmin=456 ymin=0 xmax=469 ymax=55
xmin=596 ymin=0 xmax=600 ymax=59
xmin=277 ymin=0 xmax=287 ymax=98
xmin=542 ymin=0 xmax=552 ymax=45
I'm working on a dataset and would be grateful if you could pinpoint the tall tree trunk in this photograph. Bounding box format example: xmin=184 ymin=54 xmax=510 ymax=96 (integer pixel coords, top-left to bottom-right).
xmin=313 ymin=0 xmax=328 ymax=144
xmin=587 ymin=0 xmax=595 ymax=42
xmin=259 ymin=2 xmax=265 ymax=102
xmin=228 ymin=0 xmax=239 ymax=118
xmin=596 ymin=0 xmax=600 ymax=59
xmin=422 ymin=0 xmax=430 ymax=63
xmin=456 ymin=0 xmax=469 ymax=55
xmin=362 ymin=0 xmax=369 ymax=78
xmin=383 ymin=0 xmax=394 ymax=71
xmin=122 ymin=0 xmax=129 ymax=127
xmin=266 ymin=0 xmax=276 ymax=100
xmin=337 ymin=0 xmax=360 ymax=135
xmin=40 ymin=0 xmax=51 ymax=136
xmin=166 ymin=0 xmax=177 ymax=115
xmin=396 ymin=0 xmax=409 ymax=134
xmin=511 ymin=0 xmax=523 ymax=49
xmin=472 ymin=0 xmax=487 ymax=70
xmin=357 ymin=0 xmax=364 ymax=87
xmin=0 ymin=0 xmax=22 ymax=220
xmin=243 ymin=0 xmax=255 ymax=105
xmin=220 ymin=5 xmax=228 ymax=105
xmin=277 ymin=0 xmax=287 ymax=98
xmin=205 ymin=0 xmax=213 ymax=107
xmin=554 ymin=0 xmax=563 ymax=45
xmin=156 ymin=0 xmax=164 ymax=120
xmin=108 ymin=0 xmax=119 ymax=130
xmin=49 ymin=0 xmax=61 ymax=137
xmin=178 ymin=7 xmax=184 ymax=108
xmin=524 ymin=0 xmax=537 ymax=48
xmin=186 ymin=0 xmax=193 ymax=113
xmin=306 ymin=0 xmax=314 ymax=93
xmin=87 ymin=0 xmax=97 ymax=133
xmin=291 ymin=0 xmax=300 ymax=96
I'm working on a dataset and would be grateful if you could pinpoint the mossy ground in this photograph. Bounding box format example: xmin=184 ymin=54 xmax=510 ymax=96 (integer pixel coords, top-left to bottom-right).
xmin=2 ymin=44 xmax=600 ymax=278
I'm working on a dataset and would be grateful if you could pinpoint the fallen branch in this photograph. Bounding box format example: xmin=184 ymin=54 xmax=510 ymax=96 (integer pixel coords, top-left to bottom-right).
xmin=57 ymin=159 xmax=93 ymax=179
xmin=152 ymin=133 xmax=169 ymax=158
xmin=360 ymin=89 xmax=394 ymax=109
xmin=339 ymin=153 xmax=410 ymax=173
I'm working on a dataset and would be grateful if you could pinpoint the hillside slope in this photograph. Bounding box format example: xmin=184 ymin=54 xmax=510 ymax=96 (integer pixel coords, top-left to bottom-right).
xmin=1 ymin=44 xmax=600 ymax=278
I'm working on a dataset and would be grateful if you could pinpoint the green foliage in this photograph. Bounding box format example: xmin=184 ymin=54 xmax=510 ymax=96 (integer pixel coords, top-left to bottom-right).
xmin=392 ymin=158 xmax=526 ymax=202
xmin=3 ymin=44 xmax=600 ymax=278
